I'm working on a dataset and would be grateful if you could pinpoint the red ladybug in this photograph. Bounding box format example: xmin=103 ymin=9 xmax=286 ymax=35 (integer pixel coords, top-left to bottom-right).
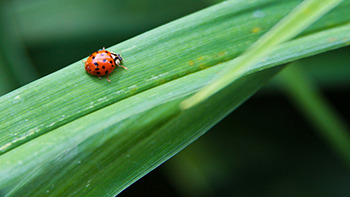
xmin=85 ymin=47 xmax=127 ymax=82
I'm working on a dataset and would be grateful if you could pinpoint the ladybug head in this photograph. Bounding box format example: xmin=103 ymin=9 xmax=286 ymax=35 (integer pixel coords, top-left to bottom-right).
xmin=111 ymin=53 xmax=123 ymax=65
xmin=115 ymin=54 xmax=123 ymax=62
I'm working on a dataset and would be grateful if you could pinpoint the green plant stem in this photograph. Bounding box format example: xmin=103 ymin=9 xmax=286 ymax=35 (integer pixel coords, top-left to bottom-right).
xmin=280 ymin=64 xmax=350 ymax=167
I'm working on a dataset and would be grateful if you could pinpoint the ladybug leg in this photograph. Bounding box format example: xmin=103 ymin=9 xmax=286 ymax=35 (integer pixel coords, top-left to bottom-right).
xmin=106 ymin=75 xmax=111 ymax=83
xmin=117 ymin=63 xmax=128 ymax=70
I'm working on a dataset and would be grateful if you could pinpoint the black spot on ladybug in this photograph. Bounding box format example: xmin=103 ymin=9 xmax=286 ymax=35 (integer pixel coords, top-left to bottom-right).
xmin=109 ymin=60 xmax=113 ymax=64
xmin=103 ymin=59 xmax=106 ymax=62
xmin=105 ymin=71 xmax=109 ymax=74
xmin=102 ymin=66 xmax=105 ymax=69
xmin=96 ymin=72 xmax=101 ymax=75
xmin=94 ymin=63 xmax=99 ymax=66
xmin=95 ymin=68 xmax=100 ymax=71
xmin=92 ymin=56 xmax=95 ymax=59
xmin=111 ymin=65 xmax=114 ymax=67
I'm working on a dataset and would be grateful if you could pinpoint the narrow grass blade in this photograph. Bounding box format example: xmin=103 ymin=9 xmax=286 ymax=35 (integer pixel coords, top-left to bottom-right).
xmin=279 ymin=64 xmax=350 ymax=166
xmin=180 ymin=0 xmax=343 ymax=109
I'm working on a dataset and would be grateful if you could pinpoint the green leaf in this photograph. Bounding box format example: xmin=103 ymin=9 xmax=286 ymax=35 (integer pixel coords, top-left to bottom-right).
xmin=0 ymin=0 xmax=350 ymax=196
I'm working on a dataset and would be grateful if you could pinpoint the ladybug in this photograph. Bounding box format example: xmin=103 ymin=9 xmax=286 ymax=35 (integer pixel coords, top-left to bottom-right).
xmin=85 ymin=47 xmax=127 ymax=82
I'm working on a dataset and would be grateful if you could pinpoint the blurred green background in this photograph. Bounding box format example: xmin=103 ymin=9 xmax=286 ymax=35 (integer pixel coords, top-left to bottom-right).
xmin=1 ymin=0 xmax=349 ymax=196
